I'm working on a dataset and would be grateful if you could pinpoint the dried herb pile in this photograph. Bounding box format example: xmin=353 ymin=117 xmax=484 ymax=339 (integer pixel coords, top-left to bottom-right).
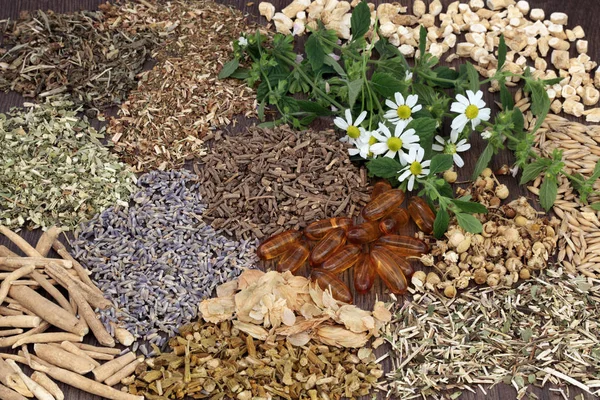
xmin=129 ymin=319 xmax=384 ymax=400
xmin=200 ymin=269 xmax=392 ymax=349
xmin=109 ymin=0 xmax=261 ymax=171
xmin=385 ymin=268 xmax=600 ymax=399
xmin=0 ymin=98 xmax=136 ymax=231
xmin=0 ymin=3 xmax=164 ymax=110
xmin=196 ymin=125 xmax=372 ymax=240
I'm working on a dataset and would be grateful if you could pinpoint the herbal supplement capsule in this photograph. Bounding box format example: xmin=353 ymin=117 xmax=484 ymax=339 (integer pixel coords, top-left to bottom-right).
xmin=309 ymin=228 xmax=347 ymax=266
xmin=379 ymin=209 xmax=410 ymax=235
xmin=370 ymin=247 xmax=408 ymax=295
xmin=311 ymin=269 xmax=353 ymax=304
xmin=354 ymin=253 xmax=376 ymax=294
xmin=257 ymin=229 xmax=303 ymax=260
xmin=347 ymin=221 xmax=381 ymax=244
xmin=321 ymin=245 xmax=362 ymax=274
xmin=304 ymin=217 xmax=353 ymax=241
xmin=370 ymin=180 xmax=393 ymax=200
xmin=277 ymin=242 xmax=310 ymax=273
xmin=407 ymin=197 xmax=435 ymax=234
xmin=372 ymin=245 xmax=414 ymax=279
xmin=362 ymin=189 xmax=406 ymax=221
xmin=375 ymin=235 xmax=429 ymax=256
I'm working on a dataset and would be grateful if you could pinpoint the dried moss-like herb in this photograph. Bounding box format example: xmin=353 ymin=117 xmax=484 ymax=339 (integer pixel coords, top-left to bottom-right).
xmin=129 ymin=319 xmax=384 ymax=399
xmin=0 ymin=3 xmax=163 ymax=110
xmin=0 ymin=98 xmax=136 ymax=231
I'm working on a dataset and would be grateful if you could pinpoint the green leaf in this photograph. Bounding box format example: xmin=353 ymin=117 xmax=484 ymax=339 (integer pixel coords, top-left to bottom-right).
xmin=512 ymin=108 xmax=524 ymax=134
xmin=366 ymin=157 xmax=403 ymax=179
xmin=465 ymin=62 xmax=480 ymax=93
xmin=295 ymin=100 xmax=332 ymax=116
xmin=406 ymin=117 xmax=438 ymax=159
xmin=433 ymin=207 xmax=449 ymax=239
xmin=452 ymin=200 xmax=488 ymax=214
xmin=472 ymin=143 xmax=495 ymax=180
xmin=418 ymin=25 xmax=427 ymax=60
xmin=257 ymin=99 xmax=266 ymax=120
xmin=350 ymin=1 xmax=371 ymax=40
xmin=521 ymin=328 xmax=533 ymax=342
xmin=540 ymin=176 xmax=558 ymax=211
xmin=412 ymin=83 xmax=437 ymax=105
xmin=429 ymin=154 xmax=454 ymax=175
xmin=500 ymin=82 xmax=514 ymax=110
xmin=524 ymin=78 xmax=550 ymax=133
xmin=590 ymin=202 xmax=600 ymax=211
xmin=433 ymin=66 xmax=459 ymax=88
xmin=370 ymin=72 xmax=408 ymax=98
xmin=347 ymin=78 xmax=364 ymax=109
xmin=218 ymin=58 xmax=240 ymax=79
xmin=498 ymin=35 xmax=507 ymax=71
xmin=520 ymin=159 xmax=551 ymax=184
xmin=323 ymin=55 xmax=347 ymax=77
xmin=305 ymin=35 xmax=326 ymax=71
xmin=455 ymin=213 xmax=483 ymax=234
xmin=590 ymin=159 xmax=600 ymax=181
xmin=437 ymin=180 xmax=454 ymax=198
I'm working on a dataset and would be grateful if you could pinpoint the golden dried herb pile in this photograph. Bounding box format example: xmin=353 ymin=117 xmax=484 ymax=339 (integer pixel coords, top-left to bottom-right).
xmin=129 ymin=319 xmax=384 ymax=400
xmin=199 ymin=269 xmax=392 ymax=348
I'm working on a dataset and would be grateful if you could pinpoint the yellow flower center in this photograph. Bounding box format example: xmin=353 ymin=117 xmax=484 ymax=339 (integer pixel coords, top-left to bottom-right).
xmin=347 ymin=125 xmax=361 ymax=139
xmin=369 ymin=136 xmax=378 ymax=146
xmin=396 ymin=105 xmax=412 ymax=119
xmin=444 ymin=143 xmax=457 ymax=155
xmin=410 ymin=161 xmax=422 ymax=176
xmin=465 ymin=104 xmax=479 ymax=120
xmin=387 ymin=137 xmax=403 ymax=152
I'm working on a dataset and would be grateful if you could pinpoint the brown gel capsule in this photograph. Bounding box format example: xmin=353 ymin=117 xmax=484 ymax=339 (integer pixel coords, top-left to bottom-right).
xmin=372 ymin=245 xmax=414 ymax=279
xmin=257 ymin=229 xmax=303 ymax=260
xmin=362 ymin=189 xmax=406 ymax=221
xmin=353 ymin=254 xmax=376 ymax=294
xmin=408 ymin=197 xmax=435 ymax=234
xmin=277 ymin=242 xmax=310 ymax=273
xmin=370 ymin=247 xmax=408 ymax=295
xmin=321 ymin=245 xmax=362 ymax=274
xmin=347 ymin=221 xmax=381 ymax=244
xmin=379 ymin=209 xmax=410 ymax=235
xmin=309 ymin=228 xmax=347 ymax=266
xmin=370 ymin=180 xmax=392 ymax=200
xmin=304 ymin=217 xmax=353 ymax=241
xmin=375 ymin=235 xmax=429 ymax=257
xmin=312 ymin=269 xmax=353 ymax=304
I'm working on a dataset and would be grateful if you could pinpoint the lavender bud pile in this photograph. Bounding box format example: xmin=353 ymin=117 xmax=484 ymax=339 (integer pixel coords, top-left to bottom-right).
xmin=72 ymin=170 xmax=258 ymax=351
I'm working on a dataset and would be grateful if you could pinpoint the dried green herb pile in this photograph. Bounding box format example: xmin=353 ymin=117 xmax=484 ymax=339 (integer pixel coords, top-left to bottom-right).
xmin=128 ymin=319 xmax=384 ymax=400
xmin=0 ymin=98 xmax=136 ymax=231
xmin=109 ymin=0 xmax=261 ymax=171
xmin=0 ymin=2 xmax=163 ymax=109
xmin=385 ymin=268 xmax=600 ymax=399
xmin=196 ymin=125 xmax=372 ymax=240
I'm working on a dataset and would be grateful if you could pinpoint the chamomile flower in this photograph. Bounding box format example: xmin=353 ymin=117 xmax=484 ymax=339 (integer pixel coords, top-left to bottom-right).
xmin=238 ymin=36 xmax=248 ymax=47
xmin=335 ymin=109 xmax=369 ymax=146
xmin=348 ymin=131 xmax=376 ymax=159
xmin=384 ymin=93 xmax=422 ymax=127
xmin=370 ymin=123 xmax=420 ymax=161
xmin=405 ymin=70 xmax=413 ymax=82
xmin=450 ymin=90 xmax=491 ymax=132
xmin=398 ymin=146 xmax=430 ymax=191
xmin=432 ymin=129 xmax=471 ymax=168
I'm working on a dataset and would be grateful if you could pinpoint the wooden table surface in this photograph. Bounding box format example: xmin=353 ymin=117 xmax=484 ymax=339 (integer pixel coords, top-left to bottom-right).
xmin=0 ymin=0 xmax=598 ymax=399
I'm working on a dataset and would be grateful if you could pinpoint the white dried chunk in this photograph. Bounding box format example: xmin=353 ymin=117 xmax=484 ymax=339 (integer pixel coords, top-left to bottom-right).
xmin=549 ymin=37 xmax=570 ymax=51
xmin=583 ymin=108 xmax=600 ymax=123
xmin=550 ymin=12 xmax=568 ymax=25
xmin=469 ymin=0 xmax=485 ymax=11
xmin=412 ymin=0 xmax=426 ymax=17
xmin=258 ymin=2 xmax=276 ymax=21
xmin=379 ymin=21 xmax=396 ymax=38
xmin=576 ymin=40 xmax=588 ymax=55
xmin=470 ymin=23 xmax=487 ymax=33
xmin=516 ymin=0 xmax=529 ymax=14
xmin=551 ymin=50 xmax=570 ymax=70
xmin=572 ymin=25 xmax=585 ymax=39
xmin=272 ymin=13 xmax=294 ymax=34
xmin=429 ymin=0 xmax=443 ymax=16
xmin=282 ymin=0 xmax=311 ymax=19
xmin=562 ymin=99 xmax=584 ymax=117
xmin=399 ymin=44 xmax=415 ymax=57
xmin=583 ymin=86 xmax=600 ymax=106
xmin=486 ymin=0 xmax=514 ymax=11
xmin=529 ymin=8 xmax=544 ymax=21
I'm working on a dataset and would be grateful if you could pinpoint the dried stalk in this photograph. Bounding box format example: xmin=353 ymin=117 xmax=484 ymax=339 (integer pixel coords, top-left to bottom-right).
xmin=68 ymin=285 xmax=114 ymax=347
xmin=11 ymin=332 xmax=82 ymax=348
xmin=0 ymin=329 xmax=23 ymax=337
xmin=0 ymin=316 xmax=41 ymax=328
xmin=0 ymin=246 xmax=19 ymax=257
xmin=52 ymin=240 xmax=102 ymax=295
xmin=8 ymin=285 xmax=87 ymax=336
xmin=30 ymin=271 xmax=74 ymax=314
xmin=74 ymin=343 xmax=121 ymax=355
xmin=0 ymin=265 xmax=36 ymax=305
xmin=112 ymin=324 xmax=134 ymax=346
xmin=34 ymin=344 xmax=96 ymax=374
xmin=0 ymin=321 xmax=50 ymax=348
xmin=5 ymin=359 xmax=54 ymax=400
xmin=0 ymin=306 xmax=22 ymax=316
xmin=45 ymin=263 xmax=110 ymax=309
xmin=92 ymin=352 xmax=136 ymax=382
xmin=35 ymin=227 xmax=62 ymax=257
xmin=60 ymin=341 xmax=100 ymax=368
xmin=31 ymin=372 xmax=63 ymax=400
xmin=104 ymin=357 xmax=144 ymax=387
xmin=0 ymin=356 xmax=31 ymax=397
xmin=0 ymin=257 xmax=72 ymax=270
xmin=0 ymin=382 xmax=27 ymax=400
xmin=0 ymin=227 xmax=41 ymax=257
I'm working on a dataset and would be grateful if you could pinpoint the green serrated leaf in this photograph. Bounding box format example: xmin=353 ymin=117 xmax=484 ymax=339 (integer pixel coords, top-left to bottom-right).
xmin=218 ymin=58 xmax=240 ymax=79
xmin=350 ymin=1 xmax=371 ymax=40
xmin=524 ymin=78 xmax=550 ymax=133
xmin=455 ymin=213 xmax=483 ymax=234
xmin=406 ymin=117 xmax=438 ymax=160
xmin=498 ymin=35 xmax=507 ymax=71
xmin=295 ymin=100 xmax=332 ymax=116
xmin=500 ymin=82 xmax=514 ymax=110
xmin=540 ymin=176 xmax=558 ymax=211
xmin=465 ymin=62 xmax=480 ymax=93
xmin=323 ymin=55 xmax=347 ymax=77
xmin=370 ymin=72 xmax=408 ymax=98
xmin=472 ymin=143 xmax=495 ymax=180
xmin=257 ymin=99 xmax=266 ymax=121
xmin=305 ymin=35 xmax=325 ymax=71
xmin=520 ymin=159 xmax=550 ymax=184
xmin=452 ymin=200 xmax=488 ymax=214
xmin=429 ymin=154 xmax=454 ymax=175
xmin=433 ymin=207 xmax=449 ymax=239
xmin=419 ymin=25 xmax=427 ymax=60
xmin=347 ymin=78 xmax=364 ymax=109
xmin=367 ymin=157 xmax=403 ymax=179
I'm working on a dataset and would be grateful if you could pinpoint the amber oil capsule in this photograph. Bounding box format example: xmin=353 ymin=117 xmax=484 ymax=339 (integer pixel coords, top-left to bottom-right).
xmin=321 ymin=245 xmax=362 ymax=274
xmin=372 ymin=245 xmax=414 ymax=279
xmin=379 ymin=209 xmax=410 ymax=235
xmin=304 ymin=217 xmax=353 ymax=241
xmin=370 ymin=180 xmax=393 ymax=200
xmin=370 ymin=247 xmax=408 ymax=295
xmin=277 ymin=242 xmax=310 ymax=273
xmin=354 ymin=253 xmax=376 ymax=294
xmin=257 ymin=229 xmax=303 ymax=260
xmin=407 ymin=197 xmax=435 ymax=234
xmin=309 ymin=228 xmax=347 ymax=266
xmin=362 ymin=189 xmax=406 ymax=221
xmin=312 ymin=269 xmax=353 ymax=304
xmin=375 ymin=235 xmax=429 ymax=257
xmin=347 ymin=220 xmax=381 ymax=244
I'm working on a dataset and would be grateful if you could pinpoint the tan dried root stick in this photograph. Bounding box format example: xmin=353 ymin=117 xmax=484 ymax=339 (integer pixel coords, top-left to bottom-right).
xmin=0 ymin=226 xmax=42 ymax=257
xmin=68 ymin=286 xmax=114 ymax=347
xmin=12 ymin=332 xmax=82 ymax=348
xmin=0 ymin=356 xmax=31 ymax=397
xmin=74 ymin=343 xmax=121 ymax=356
xmin=104 ymin=357 xmax=144 ymax=387
xmin=45 ymin=263 xmax=110 ymax=310
xmin=0 ymin=329 xmax=23 ymax=337
xmin=0 ymin=257 xmax=72 ymax=270
xmin=0 ymin=382 xmax=27 ymax=400
xmin=0 ymin=315 xmax=41 ymax=328
xmin=0 ymin=321 xmax=50 ymax=348
xmin=60 ymin=341 xmax=100 ymax=367
xmin=35 ymin=227 xmax=62 ymax=257
xmin=31 ymin=372 xmax=63 ymax=400
xmin=34 ymin=344 xmax=96 ymax=374
xmin=0 ymin=265 xmax=35 ymax=305
xmin=5 ymin=359 xmax=55 ymax=400
xmin=110 ymin=323 xmax=134 ymax=346
xmin=8 ymin=285 xmax=87 ymax=336
xmin=92 ymin=352 xmax=137 ymax=382
xmin=0 ymin=246 xmax=19 ymax=257
xmin=52 ymin=240 xmax=102 ymax=295
xmin=30 ymin=271 xmax=74 ymax=314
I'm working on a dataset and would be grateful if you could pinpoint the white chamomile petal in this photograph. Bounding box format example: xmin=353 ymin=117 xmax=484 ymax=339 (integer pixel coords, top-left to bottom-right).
xmin=432 ymin=144 xmax=444 ymax=152
xmin=450 ymin=129 xmax=459 ymax=143
xmin=407 ymin=176 xmax=415 ymax=191
xmin=354 ymin=111 xmax=368 ymax=126
xmin=333 ymin=117 xmax=348 ymax=130
xmin=453 ymin=154 xmax=465 ymax=168
xmin=385 ymin=99 xmax=397 ymax=109
xmin=434 ymin=135 xmax=445 ymax=145
xmin=370 ymin=143 xmax=389 ymax=155
xmin=406 ymin=95 xmax=418 ymax=108
xmin=421 ymin=160 xmax=431 ymax=167
xmin=456 ymin=143 xmax=471 ymax=152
